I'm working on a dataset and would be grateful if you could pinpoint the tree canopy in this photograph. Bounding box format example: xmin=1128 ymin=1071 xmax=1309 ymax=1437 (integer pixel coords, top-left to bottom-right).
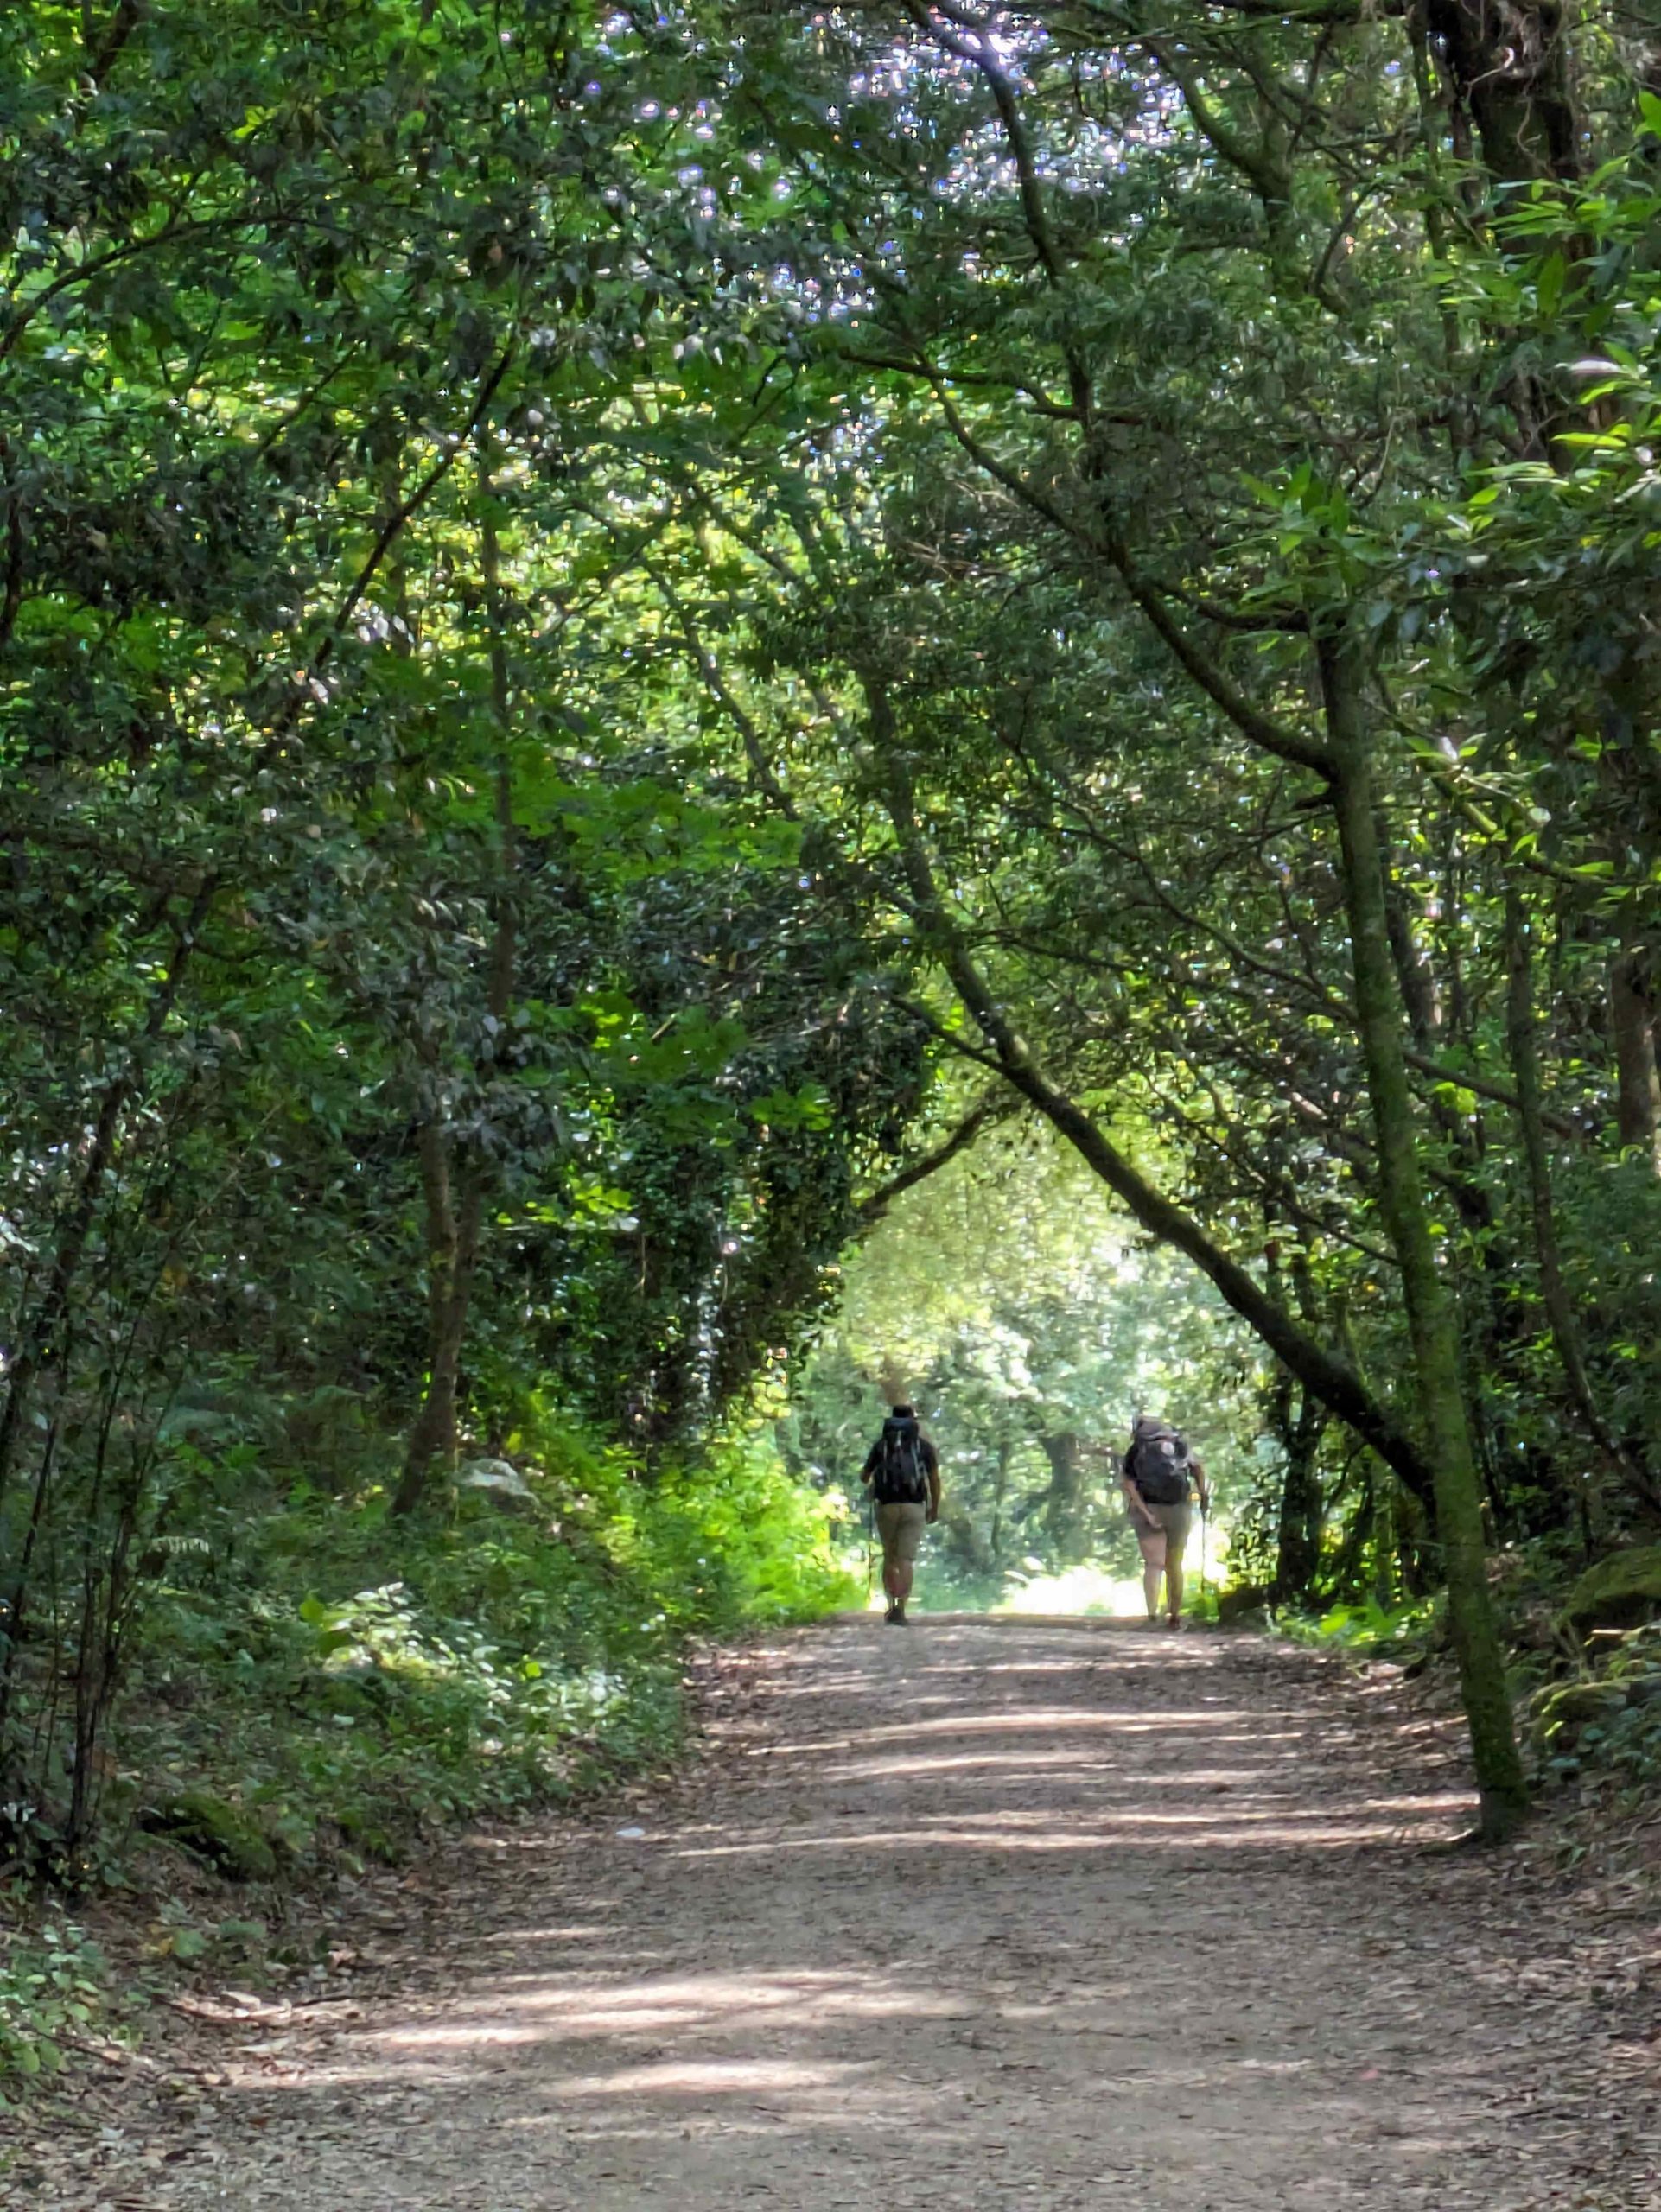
xmin=3 ymin=0 xmax=1661 ymax=1881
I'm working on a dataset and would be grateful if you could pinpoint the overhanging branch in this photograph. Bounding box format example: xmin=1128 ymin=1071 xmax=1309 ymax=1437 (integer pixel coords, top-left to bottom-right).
xmin=868 ymin=678 xmax=1435 ymax=1509
xmin=854 ymin=1093 xmax=1008 ymax=1230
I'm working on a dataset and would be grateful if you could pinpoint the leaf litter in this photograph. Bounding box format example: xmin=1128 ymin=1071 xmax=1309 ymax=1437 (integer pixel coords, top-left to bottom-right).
xmin=3 ymin=1618 xmax=1657 ymax=2211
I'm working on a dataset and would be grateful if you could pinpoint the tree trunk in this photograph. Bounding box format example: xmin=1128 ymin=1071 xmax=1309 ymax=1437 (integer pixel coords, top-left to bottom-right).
xmin=1039 ymin=1431 xmax=1087 ymax=1561
xmin=1610 ymin=944 xmax=1661 ymax=1173
xmin=1422 ymin=0 xmax=1581 ymax=181
xmin=393 ymin=1115 xmax=487 ymax=1515
xmin=1392 ymin=1473 xmax=1434 ymax=1600
xmin=1264 ymin=1244 xmax=1329 ymax=1605
xmin=990 ymin=1435 xmax=1013 ymax=1567
xmin=936 ymin=1494 xmax=996 ymax=1577
xmin=1320 ymin=632 xmax=1528 ymax=1839
xmin=1327 ymin=1453 xmax=1377 ymax=1601
xmin=1273 ymin=1389 xmax=1327 ymax=1606
xmin=1506 ymin=895 xmax=1652 ymax=1518
xmin=394 ymin=429 xmax=516 ymax=1517
xmin=876 ymin=1360 xmax=910 ymax=1406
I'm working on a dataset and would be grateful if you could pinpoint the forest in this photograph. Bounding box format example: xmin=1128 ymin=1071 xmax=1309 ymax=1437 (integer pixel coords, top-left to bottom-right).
xmin=3 ymin=0 xmax=1661 ymax=2102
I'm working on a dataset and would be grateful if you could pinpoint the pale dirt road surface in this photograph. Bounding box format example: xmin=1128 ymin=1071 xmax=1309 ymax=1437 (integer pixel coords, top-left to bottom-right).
xmin=15 ymin=1619 xmax=1661 ymax=2210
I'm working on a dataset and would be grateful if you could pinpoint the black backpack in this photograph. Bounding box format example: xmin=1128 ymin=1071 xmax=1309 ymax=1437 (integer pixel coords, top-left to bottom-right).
xmin=872 ymin=1416 xmax=930 ymax=1505
xmin=1129 ymin=1427 xmax=1193 ymax=1505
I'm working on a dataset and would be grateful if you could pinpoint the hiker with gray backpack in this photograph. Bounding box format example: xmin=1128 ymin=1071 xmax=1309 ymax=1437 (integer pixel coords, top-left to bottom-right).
xmin=861 ymin=1404 xmax=941 ymax=1626
xmin=1123 ymin=1413 xmax=1210 ymax=1629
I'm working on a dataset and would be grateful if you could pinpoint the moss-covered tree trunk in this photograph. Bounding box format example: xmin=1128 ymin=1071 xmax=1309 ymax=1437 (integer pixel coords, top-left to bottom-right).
xmin=395 ymin=1116 xmax=488 ymax=1516
xmin=1320 ymin=631 xmax=1528 ymax=1839
xmin=1610 ymin=944 xmax=1661 ymax=1173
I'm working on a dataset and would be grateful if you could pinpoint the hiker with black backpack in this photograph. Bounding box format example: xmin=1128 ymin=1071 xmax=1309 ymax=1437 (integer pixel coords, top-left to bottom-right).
xmin=1122 ymin=1414 xmax=1210 ymax=1630
xmin=861 ymin=1403 xmax=940 ymax=1627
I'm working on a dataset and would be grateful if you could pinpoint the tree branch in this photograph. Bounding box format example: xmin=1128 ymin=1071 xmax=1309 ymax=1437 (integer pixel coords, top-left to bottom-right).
xmin=854 ymin=1093 xmax=1007 ymax=1230
xmin=902 ymin=1 xmax=1094 ymax=423
xmin=869 ymin=677 xmax=1435 ymax=1507
xmin=920 ymin=377 xmax=1335 ymax=774
xmin=86 ymin=0 xmax=146 ymax=87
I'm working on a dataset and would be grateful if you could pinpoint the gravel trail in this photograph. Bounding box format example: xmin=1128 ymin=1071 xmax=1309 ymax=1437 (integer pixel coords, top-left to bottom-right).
xmin=28 ymin=1618 xmax=1661 ymax=2210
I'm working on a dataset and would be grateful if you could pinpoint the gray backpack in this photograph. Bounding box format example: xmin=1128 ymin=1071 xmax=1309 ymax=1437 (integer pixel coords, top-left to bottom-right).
xmin=1129 ymin=1427 xmax=1192 ymax=1506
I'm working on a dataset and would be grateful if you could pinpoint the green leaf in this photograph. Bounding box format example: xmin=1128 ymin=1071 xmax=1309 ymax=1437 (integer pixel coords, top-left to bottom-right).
xmin=1534 ymin=251 xmax=1567 ymax=321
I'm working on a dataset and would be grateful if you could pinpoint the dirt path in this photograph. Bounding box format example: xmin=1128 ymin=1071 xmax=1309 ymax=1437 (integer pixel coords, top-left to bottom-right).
xmin=24 ymin=1620 xmax=1661 ymax=2210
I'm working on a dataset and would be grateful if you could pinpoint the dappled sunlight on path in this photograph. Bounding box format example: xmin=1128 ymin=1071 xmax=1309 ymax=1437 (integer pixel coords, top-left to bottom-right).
xmin=133 ymin=1622 xmax=1657 ymax=2212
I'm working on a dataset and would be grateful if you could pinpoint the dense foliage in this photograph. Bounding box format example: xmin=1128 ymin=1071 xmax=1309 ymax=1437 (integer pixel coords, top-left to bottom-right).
xmin=683 ymin=4 xmax=1661 ymax=1837
xmin=4 ymin=0 xmax=1661 ymax=1969
xmin=0 ymin=0 xmax=913 ymax=1893
xmin=786 ymin=1124 xmax=1261 ymax=1603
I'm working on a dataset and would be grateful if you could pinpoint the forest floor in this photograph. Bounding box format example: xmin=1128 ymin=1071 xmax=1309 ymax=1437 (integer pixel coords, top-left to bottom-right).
xmin=10 ymin=1617 xmax=1661 ymax=2212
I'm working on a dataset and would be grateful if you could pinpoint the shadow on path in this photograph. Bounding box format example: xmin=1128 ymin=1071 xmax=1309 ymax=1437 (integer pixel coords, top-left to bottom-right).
xmin=135 ymin=1619 xmax=1657 ymax=2212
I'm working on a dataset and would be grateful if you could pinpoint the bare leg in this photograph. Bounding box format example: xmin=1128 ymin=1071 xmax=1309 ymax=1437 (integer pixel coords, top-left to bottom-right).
xmin=881 ymin=1547 xmax=917 ymax=1623
xmin=1136 ymin=1526 xmax=1167 ymax=1620
xmin=1164 ymin=1543 xmax=1185 ymax=1624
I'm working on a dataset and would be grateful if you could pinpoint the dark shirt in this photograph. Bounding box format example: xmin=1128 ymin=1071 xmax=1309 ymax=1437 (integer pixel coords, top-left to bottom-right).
xmin=862 ymin=1433 xmax=939 ymax=1481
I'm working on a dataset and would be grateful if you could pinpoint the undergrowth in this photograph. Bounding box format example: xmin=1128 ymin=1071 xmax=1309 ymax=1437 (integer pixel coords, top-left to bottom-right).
xmin=0 ymin=1919 xmax=107 ymax=2097
xmin=120 ymin=1412 xmax=855 ymax=1873
xmin=1533 ymin=1623 xmax=1661 ymax=1802
xmin=0 ymin=1403 xmax=856 ymax=2090
xmin=1276 ymin=1594 xmax=1443 ymax=1661
xmin=1270 ymin=1554 xmax=1661 ymax=1820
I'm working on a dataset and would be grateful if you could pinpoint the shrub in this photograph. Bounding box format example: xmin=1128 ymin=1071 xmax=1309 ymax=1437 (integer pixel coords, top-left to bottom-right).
xmin=0 ymin=1919 xmax=106 ymax=2094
